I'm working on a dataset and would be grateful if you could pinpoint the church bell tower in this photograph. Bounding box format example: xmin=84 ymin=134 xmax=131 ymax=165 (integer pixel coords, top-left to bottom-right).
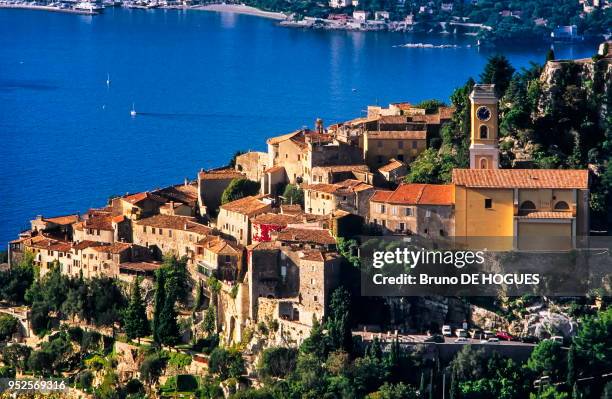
xmin=469 ymin=84 xmax=499 ymax=170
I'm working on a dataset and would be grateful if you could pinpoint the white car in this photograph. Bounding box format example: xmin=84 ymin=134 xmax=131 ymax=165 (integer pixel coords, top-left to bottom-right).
xmin=487 ymin=337 xmax=500 ymax=343
xmin=442 ymin=325 xmax=452 ymax=336
xmin=455 ymin=328 xmax=468 ymax=338
xmin=455 ymin=337 xmax=469 ymax=343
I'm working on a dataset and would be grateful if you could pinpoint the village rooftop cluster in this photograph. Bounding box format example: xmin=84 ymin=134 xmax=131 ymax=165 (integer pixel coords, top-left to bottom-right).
xmin=7 ymin=83 xmax=591 ymax=345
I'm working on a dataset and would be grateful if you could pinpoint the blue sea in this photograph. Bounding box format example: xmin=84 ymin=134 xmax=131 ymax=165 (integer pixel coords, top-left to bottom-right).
xmin=0 ymin=7 xmax=598 ymax=247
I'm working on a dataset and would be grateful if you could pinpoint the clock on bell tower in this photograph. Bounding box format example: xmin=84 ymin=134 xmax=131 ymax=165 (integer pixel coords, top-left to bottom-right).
xmin=469 ymin=84 xmax=499 ymax=170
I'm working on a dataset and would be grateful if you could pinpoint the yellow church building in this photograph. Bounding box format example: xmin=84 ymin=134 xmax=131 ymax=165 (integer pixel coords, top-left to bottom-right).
xmin=452 ymin=84 xmax=590 ymax=251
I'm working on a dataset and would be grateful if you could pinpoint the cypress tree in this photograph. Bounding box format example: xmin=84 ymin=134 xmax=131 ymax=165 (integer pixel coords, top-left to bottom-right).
xmin=158 ymin=291 xmax=180 ymax=346
xmin=124 ymin=277 xmax=150 ymax=344
xmin=203 ymin=304 xmax=216 ymax=336
xmin=152 ymin=270 xmax=166 ymax=345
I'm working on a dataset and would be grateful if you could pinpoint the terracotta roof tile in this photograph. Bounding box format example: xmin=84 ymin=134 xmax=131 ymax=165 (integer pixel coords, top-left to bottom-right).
xmin=303 ymin=179 xmax=373 ymax=195
xmin=92 ymin=242 xmax=132 ymax=254
xmin=275 ymin=227 xmax=336 ymax=246
xmin=378 ymin=159 xmax=406 ymax=173
xmin=196 ymin=236 xmax=243 ymax=255
xmin=42 ymin=214 xmax=80 ymax=225
xmin=452 ymin=169 xmax=589 ymax=189
xmin=135 ymin=215 xmax=212 ymax=235
xmin=366 ymin=130 xmax=427 ymax=140
xmin=119 ymin=261 xmax=161 ymax=272
xmin=122 ymin=192 xmax=166 ymax=205
xmin=517 ymin=211 xmax=574 ymax=219
xmin=72 ymin=240 xmax=100 ymax=251
xmin=198 ymin=169 xmax=244 ymax=181
xmin=83 ymin=214 xmax=113 ymax=231
xmin=252 ymin=213 xmax=300 ymax=226
xmin=374 ymin=184 xmax=453 ymax=206
xmin=220 ymin=196 xmax=271 ymax=216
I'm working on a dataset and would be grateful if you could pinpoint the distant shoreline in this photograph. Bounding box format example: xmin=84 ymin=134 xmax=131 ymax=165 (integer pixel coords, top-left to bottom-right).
xmin=192 ymin=4 xmax=286 ymax=21
xmin=0 ymin=3 xmax=97 ymax=14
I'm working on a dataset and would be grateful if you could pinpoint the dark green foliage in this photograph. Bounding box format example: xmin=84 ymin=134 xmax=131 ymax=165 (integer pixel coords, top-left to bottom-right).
xmin=124 ymin=277 xmax=150 ymax=342
xmin=193 ymin=334 xmax=219 ymax=354
xmin=416 ymin=99 xmax=447 ymax=114
xmin=282 ymin=184 xmax=304 ymax=206
xmin=0 ymin=252 xmax=35 ymax=304
xmin=480 ymin=54 xmax=516 ymax=98
xmin=0 ymin=314 xmax=18 ymax=341
xmin=77 ymin=370 xmax=94 ymax=390
xmin=1 ymin=344 xmax=31 ymax=372
xmin=203 ymin=304 xmax=216 ymax=336
xmin=30 ymin=301 xmax=51 ymax=336
xmin=572 ymin=307 xmax=612 ymax=374
xmin=336 ymin=237 xmax=360 ymax=268
xmin=157 ymin=290 xmax=180 ymax=346
xmin=221 ymin=178 xmax=261 ymax=205
xmin=153 ymin=269 xmax=166 ymax=344
xmin=526 ymin=340 xmax=566 ymax=381
xmin=139 ymin=352 xmax=168 ymax=384
xmin=258 ymin=347 xmax=297 ymax=378
xmin=209 ymin=348 xmax=246 ymax=380
xmin=326 ymin=287 xmax=352 ymax=353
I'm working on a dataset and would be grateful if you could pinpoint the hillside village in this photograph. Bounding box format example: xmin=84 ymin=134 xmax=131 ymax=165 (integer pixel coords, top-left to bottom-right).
xmin=1 ymin=42 xmax=611 ymax=398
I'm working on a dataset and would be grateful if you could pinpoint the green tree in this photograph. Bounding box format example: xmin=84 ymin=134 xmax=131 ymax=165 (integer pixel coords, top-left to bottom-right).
xmin=415 ymin=99 xmax=447 ymax=114
xmin=139 ymin=352 xmax=167 ymax=385
xmin=1 ymin=344 xmax=31 ymax=373
xmin=221 ymin=178 xmax=261 ymax=205
xmin=526 ymin=340 xmax=566 ymax=381
xmin=258 ymin=347 xmax=297 ymax=378
xmin=30 ymin=301 xmax=51 ymax=336
xmin=124 ymin=277 xmax=150 ymax=343
xmin=282 ymin=184 xmax=304 ymax=206
xmin=157 ymin=290 xmax=180 ymax=346
xmin=209 ymin=348 xmax=245 ymax=380
xmin=203 ymin=305 xmax=216 ymax=336
xmin=572 ymin=307 xmax=612 ymax=374
xmin=300 ymin=316 xmax=327 ymax=361
xmin=153 ymin=270 xmax=166 ymax=344
xmin=0 ymin=314 xmax=18 ymax=341
xmin=326 ymin=287 xmax=352 ymax=353
xmin=480 ymin=54 xmax=516 ymax=98
xmin=27 ymin=350 xmax=54 ymax=376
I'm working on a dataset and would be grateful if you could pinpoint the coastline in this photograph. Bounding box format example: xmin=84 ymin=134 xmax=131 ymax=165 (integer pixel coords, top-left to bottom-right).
xmin=0 ymin=3 xmax=98 ymax=14
xmin=192 ymin=4 xmax=285 ymax=21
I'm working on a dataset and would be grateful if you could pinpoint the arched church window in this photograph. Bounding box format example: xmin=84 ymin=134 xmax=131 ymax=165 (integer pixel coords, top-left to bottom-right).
xmin=554 ymin=201 xmax=569 ymax=210
xmin=480 ymin=125 xmax=488 ymax=139
xmin=480 ymin=158 xmax=488 ymax=169
xmin=520 ymin=201 xmax=536 ymax=210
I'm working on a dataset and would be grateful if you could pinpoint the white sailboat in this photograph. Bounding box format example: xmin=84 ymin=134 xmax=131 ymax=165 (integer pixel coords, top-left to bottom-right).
xmin=130 ymin=103 xmax=137 ymax=117
xmin=106 ymin=73 xmax=110 ymax=87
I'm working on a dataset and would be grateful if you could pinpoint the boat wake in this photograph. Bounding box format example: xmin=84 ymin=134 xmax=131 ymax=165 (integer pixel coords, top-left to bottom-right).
xmin=393 ymin=43 xmax=468 ymax=49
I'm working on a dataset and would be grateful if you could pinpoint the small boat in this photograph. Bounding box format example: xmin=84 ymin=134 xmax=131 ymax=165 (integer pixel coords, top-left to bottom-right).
xmin=106 ymin=73 xmax=110 ymax=87
xmin=130 ymin=103 xmax=136 ymax=117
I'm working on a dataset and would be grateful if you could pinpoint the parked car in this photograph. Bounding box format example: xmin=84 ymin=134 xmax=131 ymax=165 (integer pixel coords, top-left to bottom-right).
xmin=487 ymin=337 xmax=500 ymax=343
xmin=469 ymin=329 xmax=483 ymax=339
xmin=442 ymin=325 xmax=452 ymax=336
xmin=520 ymin=335 xmax=539 ymax=344
xmin=483 ymin=330 xmax=495 ymax=339
xmin=455 ymin=337 xmax=469 ymax=343
xmin=550 ymin=336 xmax=564 ymax=344
xmin=496 ymin=331 xmax=514 ymax=341
xmin=424 ymin=334 xmax=445 ymax=343
xmin=455 ymin=328 xmax=468 ymax=338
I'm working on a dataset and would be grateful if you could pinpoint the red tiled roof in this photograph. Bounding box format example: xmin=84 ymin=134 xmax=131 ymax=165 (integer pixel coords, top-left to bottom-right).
xmin=303 ymin=179 xmax=373 ymax=195
xmin=370 ymin=190 xmax=393 ymax=202
xmin=264 ymin=166 xmax=285 ymax=174
xmin=135 ymin=215 xmax=212 ymax=235
xmin=42 ymin=214 xmax=80 ymax=225
xmin=72 ymin=240 xmax=100 ymax=251
xmin=312 ymin=164 xmax=370 ymax=173
xmin=275 ymin=227 xmax=336 ymax=246
xmin=83 ymin=214 xmax=113 ymax=231
xmin=120 ymin=261 xmax=161 ymax=273
xmin=378 ymin=159 xmax=406 ymax=173
xmin=196 ymin=236 xmax=242 ymax=255
xmin=517 ymin=211 xmax=574 ymax=219
xmin=92 ymin=242 xmax=132 ymax=254
xmin=198 ymin=169 xmax=244 ymax=181
xmin=122 ymin=192 xmax=166 ymax=205
xmin=452 ymin=169 xmax=589 ymax=189
xmin=375 ymin=184 xmax=453 ymax=206
xmin=252 ymin=213 xmax=300 ymax=226
xmin=220 ymin=196 xmax=271 ymax=216
xmin=366 ymin=130 xmax=427 ymax=140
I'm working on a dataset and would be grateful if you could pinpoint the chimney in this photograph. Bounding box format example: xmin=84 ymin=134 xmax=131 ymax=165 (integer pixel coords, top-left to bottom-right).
xmin=315 ymin=118 xmax=324 ymax=134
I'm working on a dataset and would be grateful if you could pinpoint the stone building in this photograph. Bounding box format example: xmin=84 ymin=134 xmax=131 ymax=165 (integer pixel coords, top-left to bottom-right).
xmin=235 ymin=151 xmax=269 ymax=182
xmin=310 ymin=164 xmax=372 ymax=184
xmin=133 ymin=214 xmax=212 ymax=263
xmin=153 ymin=182 xmax=199 ymax=217
xmin=303 ymin=179 xmax=375 ymax=219
xmin=361 ymin=130 xmax=427 ymax=169
xmin=217 ymin=196 xmax=273 ymax=245
xmin=111 ymin=192 xmax=167 ymax=221
xmin=194 ymin=235 xmax=245 ymax=282
xmin=197 ymin=168 xmax=245 ymax=218
xmin=378 ymin=158 xmax=408 ymax=184
xmin=251 ymin=213 xmax=301 ymax=243
xmin=30 ymin=214 xmax=80 ymax=241
xmin=369 ymin=183 xmax=455 ymax=237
